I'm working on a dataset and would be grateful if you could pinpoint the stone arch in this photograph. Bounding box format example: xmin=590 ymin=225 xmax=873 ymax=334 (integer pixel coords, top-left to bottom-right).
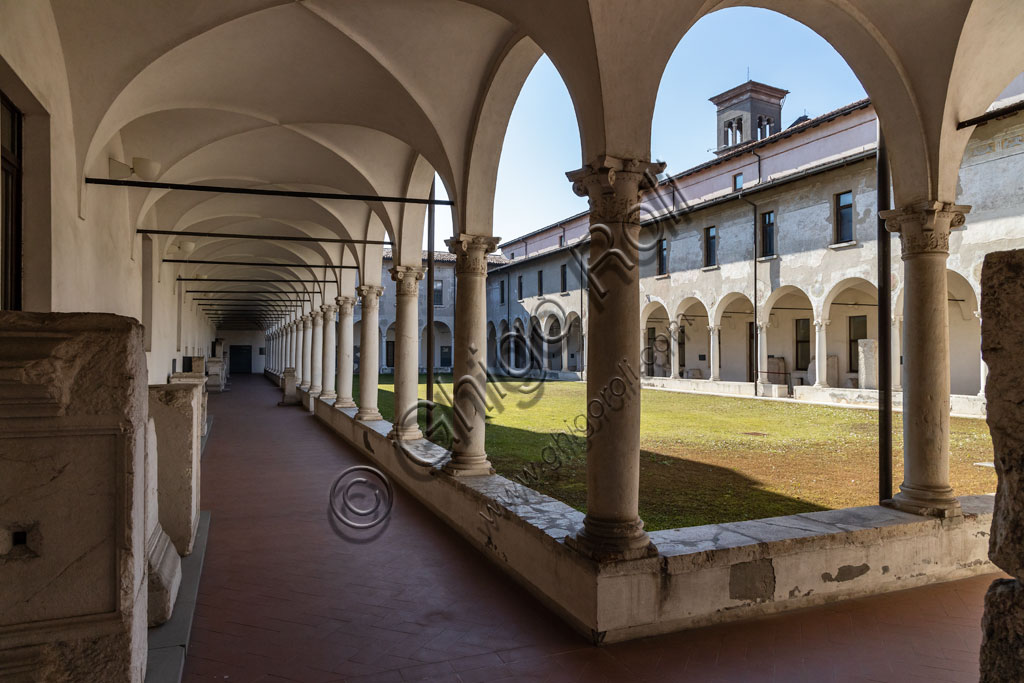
xmin=420 ymin=320 xmax=453 ymax=372
xmin=763 ymin=286 xmax=815 ymax=386
xmin=714 ymin=292 xmax=755 ymax=382
xmin=823 ymin=277 xmax=878 ymax=388
xmin=676 ymin=297 xmax=711 ymax=379
xmin=948 ymin=269 xmax=981 ymax=395
xmin=545 ymin=316 xmax=563 ymax=371
xmin=641 ymin=301 xmax=671 ymax=378
xmin=486 ymin=321 xmax=497 ymax=370
xmin=564 ymin=312 xmax=583 ymax=372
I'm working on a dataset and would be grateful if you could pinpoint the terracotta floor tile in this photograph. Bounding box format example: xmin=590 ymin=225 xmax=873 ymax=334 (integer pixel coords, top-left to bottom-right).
xmin=181 ymin=376 xmax=999 ymax=683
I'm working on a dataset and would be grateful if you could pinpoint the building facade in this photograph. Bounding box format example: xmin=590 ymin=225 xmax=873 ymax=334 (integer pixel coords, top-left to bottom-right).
xmin=487 ymin=80 xmax=1024 ymax=415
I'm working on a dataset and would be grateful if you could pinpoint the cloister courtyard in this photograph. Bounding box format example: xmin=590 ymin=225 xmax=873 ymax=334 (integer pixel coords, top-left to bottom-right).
xmin=365 ymin=376 xmax=996 ymax=531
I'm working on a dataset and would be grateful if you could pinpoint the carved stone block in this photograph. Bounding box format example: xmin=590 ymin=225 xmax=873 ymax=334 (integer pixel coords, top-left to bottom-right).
xmin=981 ymin=578 xmax=1024 ymax=682
xmin=148 ymin=383 xmax=202 ymax=556
xmin=144 ymin=418 xmax=181 ymax=627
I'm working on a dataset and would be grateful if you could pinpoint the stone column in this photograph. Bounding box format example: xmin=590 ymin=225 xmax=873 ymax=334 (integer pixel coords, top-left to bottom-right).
xmin=300 ymin=313 xmax=312 ymax=389
xmin=708 ymin=325 xmax=720 ymax=381
xmin=289 ymin=320 xmax=297 ymax=369
xmin=391 ymin=266 xmax=425 ymax=440
xmin=335 ymin=296 xmax=357 ymax=409
xmin=310 ymin=308 xmax=324 ymax=396
xmin=560 ymin=331 xmax=570 ymax=374
xmin=668 ymin=321 xmax=679 ymax=378
xmin=813 ymin=319 xmax=830 ymax=387
xmin=979 ymin=249 xmax=1024 ymax=679
xmin=563 ymin=156 xmax=663 ymax=560
xmin=321 ymin=303 xmax=338 ymax=400
xmin=757 ymin=321 xmax=769 ymax=388
xmin=976 ymin=311 xmax=987 ymax=397
xmin=442 ymin=234 xmax=500 ymax=476
xmin=355 ymin=285 xmax=384 ymax=421
xmin=881 ymin=200 xmax=969 ymax=517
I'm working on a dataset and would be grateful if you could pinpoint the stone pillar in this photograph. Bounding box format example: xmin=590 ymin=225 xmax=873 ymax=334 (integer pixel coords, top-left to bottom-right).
xmin=321 ymin=304 xmax=338 ymax=400
xmin=757 ymin=322 xmax=769 ymax=388
xmin=335 ymin=296 xmax=357 ymax=409
xmin=288 ymin=320 xmax=297 ymax=370
xmin=560 ymin=331 xmax=570 ymax=374
xmin=149 ymin=382 xmax=203 ymax=555
xmin=813 ymin=319 xmax=830 ymax=387
xmin=708 ymin=325 xmax=721 ymax=381
xmin=858 ymin=338 xmax=879 ymax=390
xmin=563 ymin=156 xmax=663 ymax=561
xmin=979 ymin=249 xmax=1024 ymax=680
xmin=668 ymin=321 xmax=679 ymax=378
xmin=300 ymin=313 xmax=312 ymax=390
xmin=442 ymin=234 xmax=500 ymax=476
xmin=881 ymin=200 xmax=969 ymax=517
xmin=391 ymin=266 xmax=425 ymax=439
xmin=355 ymin=285 xmax=384 ymax=421
xmin=144 ymin=417 xmax=182 ymax=627
xmin=0 ymin=313 xmax=148 ymax=681
xmin=310 ymin=308 xmax=324 ymax=396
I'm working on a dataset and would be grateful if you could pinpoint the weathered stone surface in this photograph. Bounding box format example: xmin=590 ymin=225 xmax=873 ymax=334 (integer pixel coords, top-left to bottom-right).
xmin=981 ymin=578 xmax=1024 ymax=682
xmin=279 ymin=368 xmax=299 ymax=406
xmin=149 ymin=383 xmax=202 ymax=556
xmin=206 ymin=358 xmax=226 ymax=393
xmin=981 ymin=250 xmax=1024 ymax=580
xmin=144 ymin=418 xmax=181 ymax=627
xmin=0 ymin=312 xmax=148 ymax=682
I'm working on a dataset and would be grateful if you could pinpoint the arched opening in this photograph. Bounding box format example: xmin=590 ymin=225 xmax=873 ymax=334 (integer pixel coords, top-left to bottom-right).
xmin=715 ymin=293 xmax=755 ymax=383
xmin=512 ymin=318 xmax=527 ymax=370
xmin=677 ymin=298 xmax=711 ymax=379
xmin=420 ymin=321 xmax=452 ymax=373
xmin=641 ymin=302 xmax=671 ymax=377
xmin=497 ymin=319 xmax=511 ymax=371
xmin=486 ymin=321 xmax=497 ymax=370
xmin=565 ymin=313 xmax=583 ymax=372
xmin=763 ymin=286 xmax=814 ymax=387
xmin=824 ymin=278 xmax=878 ymax=389
xmin=545 ymin=317 xmax=563 ymax=371
xmin=528 ymin=315 xmax=543 ymax=373
xmin=384 ymin=322 xmax=397 ymax=370
xmin=947 ymin=270 xmax=981 ymax=396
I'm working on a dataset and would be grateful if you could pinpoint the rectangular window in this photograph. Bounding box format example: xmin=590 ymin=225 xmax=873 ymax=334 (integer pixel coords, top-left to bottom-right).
xmin=537 ymin=270 xmax=543 ymax=296
xmin=704 ymin=226 xmax=717 ymax=267
xmin=517 ymin=274 xmax=523 ymax=299
xmin=558 ymin=235 xmax=564 ymax=248
xmin=677 ymin=327 xmax=685 ymax=375
xmin=560 ymin=264 xmax=567 ymax=292
xmin=433 ymin=280 xmax=443 ymax=306
xmin=733 ymin=173 xmax=744 ymax=191
xmin=760 ymin=211 xmax=776 ymax=257
xmin=849 ymin=315 xmax=867 ymax=373
xmin=795 ymin=318 xmax=811 ymax=371
xmin=386 ymin=340 xmax=395 ymax=367
xmin=657 ymin=238 xmax=668 ymax=275
xmin=835 ymin=191 xmax=854 ymax=243
xmin=508 ymin=251 xmax=514 ymax=259
xmin=440 ymin=345 xmax=452 ymax=367
xmin=1 ymin=92 xmax=23 ymax=311
xmin=499 ymin=280 xmax=505 ymax=304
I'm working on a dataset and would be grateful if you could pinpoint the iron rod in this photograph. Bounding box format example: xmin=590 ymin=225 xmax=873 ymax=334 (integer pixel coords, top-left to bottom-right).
xmin=87 ymin=177 xmax=453 ymax=206
xmin=177 ymin=278 xmax=326 ymax=283
xmin=165 ymin=258 xmax=356 ymax=269
xmin=426 ymin=179 xmax=436 ymax=431
xmin=877 ymin=128 xmax=893 ymax=503
xmin=139 ymin=229 xmax=389 ymax=246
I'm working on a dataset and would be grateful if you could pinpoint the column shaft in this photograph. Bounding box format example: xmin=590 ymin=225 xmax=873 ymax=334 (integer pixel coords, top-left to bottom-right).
xmin=708 ymin=325 xmax=720 ymax=381
xmin=355 ymin=286 xmax=384 ymax=421
xmin=300 ymin=314 xmax=312 ymax=389
xmin=335 ymin=297 xmax=357 ymax=408
xmin=814 ymin=319 xmax=829 ymax=387
xmin=310 ymin=309 xmax=324 ymax=395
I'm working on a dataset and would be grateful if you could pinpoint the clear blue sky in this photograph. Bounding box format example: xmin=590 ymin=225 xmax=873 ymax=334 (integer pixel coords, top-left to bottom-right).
xmin=426 ymin=8 xmax=866 ymax=250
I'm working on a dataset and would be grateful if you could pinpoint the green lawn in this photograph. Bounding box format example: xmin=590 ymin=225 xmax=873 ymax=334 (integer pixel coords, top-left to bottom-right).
xmin=357 ymin=374 xmax=996 ymax=531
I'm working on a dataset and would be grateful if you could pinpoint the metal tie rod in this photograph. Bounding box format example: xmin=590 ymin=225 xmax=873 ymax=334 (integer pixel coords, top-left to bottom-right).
xmin=141 ymin=229 xmax=389 ymax=246
xmin=164 ymin=259 xmax=357 ymax=269
xmin=86 ymin=177 xmax=453 ymax=206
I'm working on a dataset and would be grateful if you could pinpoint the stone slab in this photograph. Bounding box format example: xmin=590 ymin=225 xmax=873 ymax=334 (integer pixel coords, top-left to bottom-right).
xmin=981 ymin=577 xmax=1024 ymax=682
xmin=148 ymin=511 xmax=210 ymax=654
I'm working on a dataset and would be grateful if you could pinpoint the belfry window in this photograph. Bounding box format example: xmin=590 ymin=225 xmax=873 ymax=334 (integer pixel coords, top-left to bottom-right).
xmin=1 ymin=92 xmax=22 ymax=310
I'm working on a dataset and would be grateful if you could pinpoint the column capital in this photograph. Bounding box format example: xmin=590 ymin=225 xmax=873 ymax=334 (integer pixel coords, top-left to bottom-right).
xmin=707 ymin=324 xmax=720 ymax=333
xmin=814 ymin=318 xmax=830 ymax=329
xmin=880 ymin=200 xmax=971 ymax=257
xmin=390 ymin=265 xmax=426 ymax=295
xmin=757 ymin=321 xmax=770 ymax=332
xmin=445 ymin=234 xmax=500 ymax=275
xmin=566 ymin=156 xmax=666 ymax=224
xmin=322 ymin=302 xmax=337 ymax=315
xmin=336 ymin=295 xmax=357 ymax=315
xmin=311 ymin=309 xmax=323 ymax=324
xmin=356 ymin=284 xmax=384 ymax=311
xmin=301 ymin=314 xmax=311 ymax=328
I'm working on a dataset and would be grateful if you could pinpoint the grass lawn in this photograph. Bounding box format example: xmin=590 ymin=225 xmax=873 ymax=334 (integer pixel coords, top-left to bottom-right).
xmin=357 ymin=374 xmax=996 ymax=531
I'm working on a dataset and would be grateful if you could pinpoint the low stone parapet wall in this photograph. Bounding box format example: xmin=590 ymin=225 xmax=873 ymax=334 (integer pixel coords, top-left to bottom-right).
xmin=793 ymin=385 xmax=986 ymax=417
xmin=307 ymin=395 xmax=994 ymax=643
xmin=642 ymin=377 xmax=756 ymax=396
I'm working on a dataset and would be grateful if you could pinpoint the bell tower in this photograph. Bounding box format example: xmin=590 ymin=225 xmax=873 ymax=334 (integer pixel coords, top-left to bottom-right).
xmin=710 ymin=80 xmax=789 ymax=155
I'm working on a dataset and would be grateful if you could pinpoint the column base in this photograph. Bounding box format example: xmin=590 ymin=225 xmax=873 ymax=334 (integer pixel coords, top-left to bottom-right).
xmin=299 ymin=383 xmax=311 ymax=390
xmin=565 ymin=516 xmax=658 ymax=562
xmin=310 ymin=386 xmax=322 ymax=395
xmin=320 ymin=391 xmax=337 ymax=400
xmin=883 ymin=486 xmax=963 ymax=519
xmin=389 ymin=426 xmax=424 ymax=442
xmin=355 ymin=408 xmax=383 ymax=421
xmin=442 ymin=453 xmax=495 ymax=477
xmin=334 ymin=397 xmax=357 ymax=409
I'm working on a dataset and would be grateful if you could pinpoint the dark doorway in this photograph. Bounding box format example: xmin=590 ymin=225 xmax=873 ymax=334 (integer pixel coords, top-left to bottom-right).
xmin=230 ymin=345 xmax=253 ymax=374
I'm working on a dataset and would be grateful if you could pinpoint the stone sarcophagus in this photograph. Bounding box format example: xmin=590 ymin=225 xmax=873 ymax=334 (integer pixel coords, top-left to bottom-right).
xmin=0 ymin=313 xmax=148 ymax=682
xmin=206 ymin=358 xmax=226 ymax=393
xmin=148 ymin=383 xmax=202 ymax=556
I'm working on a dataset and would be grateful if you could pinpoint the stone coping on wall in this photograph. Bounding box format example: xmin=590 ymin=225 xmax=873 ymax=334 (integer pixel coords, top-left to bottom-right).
xmin=305 ymin=390 xmax=994 ymax=643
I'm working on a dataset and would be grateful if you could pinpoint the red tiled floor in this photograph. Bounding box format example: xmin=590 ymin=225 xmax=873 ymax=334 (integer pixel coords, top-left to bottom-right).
xmin=183 ymin=375 xmax=995 ymax=682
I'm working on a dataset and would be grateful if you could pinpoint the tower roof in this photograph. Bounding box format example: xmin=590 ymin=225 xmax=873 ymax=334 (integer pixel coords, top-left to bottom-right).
xmin=709 ymin=80 xmax=790 ymax=109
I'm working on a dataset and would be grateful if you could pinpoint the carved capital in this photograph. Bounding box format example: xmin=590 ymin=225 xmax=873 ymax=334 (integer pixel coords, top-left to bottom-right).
xmin=814 ymin=318 xmax=830 ymax=329
xmin=301 ymin=314 xmax=311 ymax=329
xmin=445 ymin=234 xmax=500 ymax=275
xmin=390 ymin=265 xmax=425 ymax=296
xmin=311 ymin=309 xmax=323 ymax=326
xmin=356 ymin=285 xmax=384 ymax=312
xmin=707 ymin=324 xmax=720 ymax=333
xmin=880 ymin=201 xmax=970 ymax=257
xmin=566 ymin=156 xmax=666 ymax=225
xmin=336 ymin=295 xmax=357 ymax=316
xmin=322 ymin=303 xmax=337 ymax=317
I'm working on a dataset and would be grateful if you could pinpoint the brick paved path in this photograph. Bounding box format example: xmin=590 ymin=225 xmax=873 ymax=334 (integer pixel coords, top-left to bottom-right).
xmin=184 ymin=374 xmax=992 ymax=682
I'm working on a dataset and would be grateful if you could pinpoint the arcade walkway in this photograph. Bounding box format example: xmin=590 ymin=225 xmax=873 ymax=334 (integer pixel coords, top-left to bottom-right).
xmin=184 ymin=375 xmax=994 ymax=683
